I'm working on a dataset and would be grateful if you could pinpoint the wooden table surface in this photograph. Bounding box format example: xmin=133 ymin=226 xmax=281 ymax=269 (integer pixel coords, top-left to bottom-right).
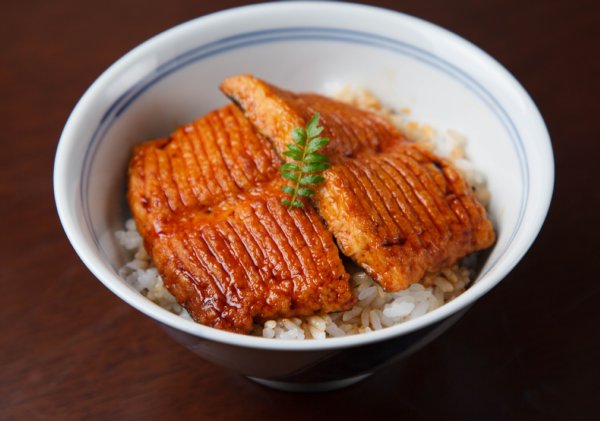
xmin=2 ymin=0 xmax=598 ymax=419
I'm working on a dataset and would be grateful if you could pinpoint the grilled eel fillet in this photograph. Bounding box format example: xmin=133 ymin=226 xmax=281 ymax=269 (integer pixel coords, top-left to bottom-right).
xmin=221 ymin=75 xmax=496 ymax=291
xmin=128 ymin=105 xmax=354 ymax=333
xmin=221 ymin=75 xmax=402 ymax=161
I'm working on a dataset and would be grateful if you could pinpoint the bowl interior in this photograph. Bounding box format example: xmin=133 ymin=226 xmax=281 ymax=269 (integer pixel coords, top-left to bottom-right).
xmin=55 ymin=2 xmax=552 ymax=350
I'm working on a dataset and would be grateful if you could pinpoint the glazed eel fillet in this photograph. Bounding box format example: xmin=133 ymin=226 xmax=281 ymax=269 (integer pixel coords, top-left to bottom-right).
xmin=221 ymin=75 xmax=496 ymax=292
xmin=128 ymin=105 xmax=354 ymax=333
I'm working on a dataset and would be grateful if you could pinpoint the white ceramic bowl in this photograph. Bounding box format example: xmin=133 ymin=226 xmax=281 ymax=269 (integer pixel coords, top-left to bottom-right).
xmin=54 ymin=2 xmax=553 ymax=391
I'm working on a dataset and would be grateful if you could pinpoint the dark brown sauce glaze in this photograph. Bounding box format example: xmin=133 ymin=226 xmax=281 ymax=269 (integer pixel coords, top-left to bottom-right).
xmin=128 ymin=105 xmax=354 ymax=333
xmin=220 ymin=75 xmax=496 ymax=292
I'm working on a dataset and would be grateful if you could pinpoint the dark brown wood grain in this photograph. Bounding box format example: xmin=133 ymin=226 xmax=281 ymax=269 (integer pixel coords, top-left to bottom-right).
xmin=1 ymin=0 xmax=598 ymax=419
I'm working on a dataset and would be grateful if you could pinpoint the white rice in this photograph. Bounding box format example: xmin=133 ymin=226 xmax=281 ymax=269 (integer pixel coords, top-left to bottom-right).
xmin=116 ymin=87 xmax=490 ymax=339
xmin=116 ymin=220 xmax=192 ymax=321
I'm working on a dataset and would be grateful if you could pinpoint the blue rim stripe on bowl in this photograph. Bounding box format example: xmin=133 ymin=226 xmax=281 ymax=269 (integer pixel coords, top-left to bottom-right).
xmin=81 ymin=26 xmax=529 ymax=280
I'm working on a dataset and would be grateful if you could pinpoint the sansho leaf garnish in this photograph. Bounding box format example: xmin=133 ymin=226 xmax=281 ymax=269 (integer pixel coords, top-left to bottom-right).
xmin=280 ymin=113 xmax=330 ymax=208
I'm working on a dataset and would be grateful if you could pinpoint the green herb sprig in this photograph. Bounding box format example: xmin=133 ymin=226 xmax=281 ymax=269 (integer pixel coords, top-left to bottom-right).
xmin=280 ymin=113 xmax=330 ymax=208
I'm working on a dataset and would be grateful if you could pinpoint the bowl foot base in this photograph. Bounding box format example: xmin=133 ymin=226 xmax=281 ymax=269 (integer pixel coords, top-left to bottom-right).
xmin=248 ymin=372 xmax=372 ymax=392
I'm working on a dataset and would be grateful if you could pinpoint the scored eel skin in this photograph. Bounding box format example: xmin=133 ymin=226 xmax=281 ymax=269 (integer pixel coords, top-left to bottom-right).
xmin=128 ymin=104 xmax=354 ymax=333
xmin=221 ymin=75 xmax=495 ymax=292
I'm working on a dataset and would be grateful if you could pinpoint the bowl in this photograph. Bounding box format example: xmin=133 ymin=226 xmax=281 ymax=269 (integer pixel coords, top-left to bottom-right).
xmin=53 ymin=2 xmax=553 ymax=391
